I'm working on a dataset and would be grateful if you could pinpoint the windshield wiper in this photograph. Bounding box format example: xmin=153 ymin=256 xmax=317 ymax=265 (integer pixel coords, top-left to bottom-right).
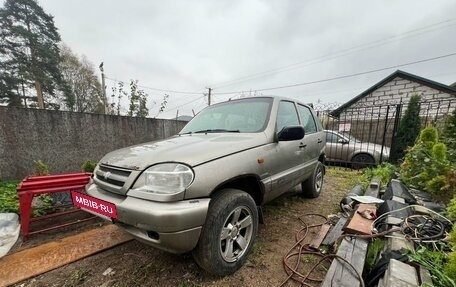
xmin=194 ymin=129 xmax=240 ymax=134
xmin=179 ymin=131 xmax=193 ymax=135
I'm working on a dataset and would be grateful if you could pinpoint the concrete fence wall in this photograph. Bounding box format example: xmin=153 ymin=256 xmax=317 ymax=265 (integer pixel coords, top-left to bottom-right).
xmin=0 ymin=107 xmax=187 ymax=180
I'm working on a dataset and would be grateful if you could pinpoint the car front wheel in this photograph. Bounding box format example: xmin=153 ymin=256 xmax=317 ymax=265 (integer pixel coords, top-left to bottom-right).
xmin=302 ymin=161 xmax=324 ymax=198
xmin=193 ymin=189 xmax=258 ymax=276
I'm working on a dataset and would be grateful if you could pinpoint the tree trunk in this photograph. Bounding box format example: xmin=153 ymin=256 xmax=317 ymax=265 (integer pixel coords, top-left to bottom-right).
xmin=35 ymin=80 xmax=44 ymax=109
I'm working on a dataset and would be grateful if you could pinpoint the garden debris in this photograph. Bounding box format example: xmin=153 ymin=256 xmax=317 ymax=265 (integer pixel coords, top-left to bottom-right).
xmin=383 ymin=179 xmax=417 ymax=205
xmin=344 ymin=204 xmax=377 ymax=235
xmin=364 ymin=177 xmax=381 ymax=198
xmin=349 ymin=195 xmax=384 ymax=204
xmin=322 ymin=216 xmax=348 ymax=246
xmin=0 ymin=213 xmax=20 ymax=258
xmin=379 ymin=259 xmax=419 ymax=287
xmin=357 ymin=209 xmax=376 ymax=220
xmin=340 ymin=184 xmax=364 ymax=214
xmin=321 ymin=237 xmax=368 ymax=287
xmin=102 ymin=267 xmax=115 ymax=276
xmin=309 ymin=224 xmax=331 ymax=250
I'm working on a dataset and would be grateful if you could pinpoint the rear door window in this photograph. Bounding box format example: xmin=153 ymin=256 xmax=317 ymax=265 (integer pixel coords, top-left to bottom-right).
xmin=298 ymin=105 xmax=317 ymax=134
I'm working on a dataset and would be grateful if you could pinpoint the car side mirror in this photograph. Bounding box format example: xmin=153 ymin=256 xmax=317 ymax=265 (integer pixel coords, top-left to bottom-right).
xmin=278 ymin=126 xmax=305 ymax=141
xmin=338 ymin=139 xmax=349 ymax=144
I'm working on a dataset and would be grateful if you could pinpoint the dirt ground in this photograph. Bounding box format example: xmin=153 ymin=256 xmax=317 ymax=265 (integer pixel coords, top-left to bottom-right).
xmin=13 ymin=167 xmax=360 ymax=287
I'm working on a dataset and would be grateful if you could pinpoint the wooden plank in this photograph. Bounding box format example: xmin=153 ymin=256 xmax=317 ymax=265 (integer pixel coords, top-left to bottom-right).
xmin=0 ymin=224 xmax=133 ymax=287
xmin=343 ymin=204 xmax=376 ymax=235
xmin=309 ymin=224 xmax=331 ymax=250
xmin=321 ymin=237 xmax=368 ymax=287
xmin=322 ymin=217 xmax=348 ymax=246
xmin=365 ymin=176 xmax=381 ymax=198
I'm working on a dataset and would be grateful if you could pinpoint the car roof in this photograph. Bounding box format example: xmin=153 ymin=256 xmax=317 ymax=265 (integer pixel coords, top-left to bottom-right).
xmin=222 ymin=95 xmax=313 ymax=109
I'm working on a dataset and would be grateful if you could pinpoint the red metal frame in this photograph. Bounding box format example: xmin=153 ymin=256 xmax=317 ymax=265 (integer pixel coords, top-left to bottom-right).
xmin=17 ymin=172 xmax=95 ymax=239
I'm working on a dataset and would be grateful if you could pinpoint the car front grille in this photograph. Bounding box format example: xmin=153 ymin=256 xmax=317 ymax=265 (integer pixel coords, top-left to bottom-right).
xmin=95 ymin=164 xmax=133 ymax=194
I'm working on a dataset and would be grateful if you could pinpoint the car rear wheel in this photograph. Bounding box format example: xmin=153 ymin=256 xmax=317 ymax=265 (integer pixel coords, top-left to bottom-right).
xmin=351 ymin=153 xmax=375 ymax=169
xmin=193 ymin=189 xmax=258 ymax=276
xmin=302 ymin=161 xmax=324 ymax=198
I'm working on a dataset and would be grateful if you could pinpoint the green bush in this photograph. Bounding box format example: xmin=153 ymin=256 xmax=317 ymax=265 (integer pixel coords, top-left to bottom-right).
xmin=449 ymin=225 xmax=456 ymax=250
xmin=81 ymin=160 xmax=97 ymax=173
xmin=357 ymin=163 xmax=397 ymax=188
xmin=0 ymin=181 xmax=19 ymax=213
xmin=400 ymin=127 xmax=454 ymax=202
xmin=443 ymin=108 xmax=456 ymax=162
xmin=34 ymin=160 xmax=50 ymax=175
xmin=447 ymin=196 xmax=456 ymax=222
xmin=446 ymin=252 xmax=456 ymax=284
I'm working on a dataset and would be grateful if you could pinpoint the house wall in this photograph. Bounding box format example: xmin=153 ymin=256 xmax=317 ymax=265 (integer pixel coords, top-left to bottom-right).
xmin=0 ymin=107 xmax=187 ymax=180
xmin=338 ymin=76 xmax=456 ymax=120
xmin=326 ymin=79 xmax=456 ymax=147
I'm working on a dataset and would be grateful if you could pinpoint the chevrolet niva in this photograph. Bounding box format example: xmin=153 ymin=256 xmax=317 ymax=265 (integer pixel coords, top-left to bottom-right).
xmin=81 ymin=96 xmax=326 ymax=275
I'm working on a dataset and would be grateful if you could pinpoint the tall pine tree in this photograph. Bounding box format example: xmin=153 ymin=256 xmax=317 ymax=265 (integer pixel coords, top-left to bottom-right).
xmin=0 ymin=0 xmax=64 ymax=108
xmin=390 ymin=94 xmax=422 ymax=163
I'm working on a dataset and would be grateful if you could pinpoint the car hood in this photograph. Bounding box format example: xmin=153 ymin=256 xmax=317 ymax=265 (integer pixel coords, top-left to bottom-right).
xmin=100 ymin=133 xmax=268 ymax=170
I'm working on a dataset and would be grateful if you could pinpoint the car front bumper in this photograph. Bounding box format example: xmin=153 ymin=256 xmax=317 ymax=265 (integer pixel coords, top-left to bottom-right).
xmin=86 ymin=183 xmax=210 ymax=254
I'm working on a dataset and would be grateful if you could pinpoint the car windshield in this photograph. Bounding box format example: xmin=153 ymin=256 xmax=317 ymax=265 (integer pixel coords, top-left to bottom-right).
xmin=180 ymin=97 xmax=273 ymax=134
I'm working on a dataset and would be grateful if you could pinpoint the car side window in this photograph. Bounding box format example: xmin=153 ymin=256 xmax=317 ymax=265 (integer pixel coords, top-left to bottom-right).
xmin=276 ymin=101 xmax=299 ymax=132
xmin=325 ymin=132 xmax=340 ymax=143
xmin=298 ymin=105 xmax=317 ymax=134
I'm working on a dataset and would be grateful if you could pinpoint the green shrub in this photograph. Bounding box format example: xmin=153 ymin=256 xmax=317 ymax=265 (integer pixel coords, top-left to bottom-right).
xmin=0 ymin=181 xmax=19 ymax=213
xmin=447 ymin=196 xmax=456 ymax=222
xmin=34 ymin=160 xmax=49 ymax=175
xmin=443 ymin=108 xmax=456 ymax=162
xmin=81 ymin=160 xmax=97 ymax=173
xmin=400 ymin=127 xmax=454 ymax=202
xmin=421 ymin=126 xmax=439 ymax=146
xmin=357 ymin=163 xmax=397 ymax=188
xmin=449 ymin=225 xmax=456 ymax=250
xmin=408 ymin=245 xmax=456 ymax=287
xmin=446 ymin=252 xmax=456 ymax=284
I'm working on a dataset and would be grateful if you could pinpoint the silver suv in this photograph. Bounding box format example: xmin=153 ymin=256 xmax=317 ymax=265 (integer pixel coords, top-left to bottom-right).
xmin=82 ymin=96 xmax=326 ymax=275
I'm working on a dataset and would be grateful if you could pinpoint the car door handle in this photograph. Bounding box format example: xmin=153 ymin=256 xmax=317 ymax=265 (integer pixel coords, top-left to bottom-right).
xmin=299 ymin=143 xmax=307 ymax=148
xmin=317 ymin=139 xmax=323 ymax=143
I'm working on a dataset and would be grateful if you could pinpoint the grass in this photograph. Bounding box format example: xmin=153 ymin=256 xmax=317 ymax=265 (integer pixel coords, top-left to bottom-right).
xmin=407 ymin=244 xmax=456 ymax=287
xmin=112 ymin=260 xmax=164 ymax=287
xmin=325 ymin=167 xmax=364 ymax=191
xmin=325 ymin=163 xmax=396 ymax=191
xmin=250 ymin=238 xmax=264 ymax=264
xmin=177 ymin=282 xmax=202 ymax=287
xmin=63 ymin=270 xmax=87 ymax=287
xmin=365 ymin=238 xmax=384 ymax=271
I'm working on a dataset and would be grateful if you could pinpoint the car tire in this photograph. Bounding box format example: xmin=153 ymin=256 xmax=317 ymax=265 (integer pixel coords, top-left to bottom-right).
xmin=193 ymin=189 xmax=258 ymax=276
xmin=302 ymin=161 xmax=324 ymax=198
xmin=351 ymin=153 xmax=375 ymax=169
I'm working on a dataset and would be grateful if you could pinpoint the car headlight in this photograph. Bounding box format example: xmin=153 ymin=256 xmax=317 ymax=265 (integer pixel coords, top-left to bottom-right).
xmin=134 ymin=163 xmax=194 ymax=194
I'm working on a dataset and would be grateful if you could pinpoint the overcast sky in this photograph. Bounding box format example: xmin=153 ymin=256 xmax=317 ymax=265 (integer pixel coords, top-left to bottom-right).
xmin=37 ymin=0 xmax=456 ymax=118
